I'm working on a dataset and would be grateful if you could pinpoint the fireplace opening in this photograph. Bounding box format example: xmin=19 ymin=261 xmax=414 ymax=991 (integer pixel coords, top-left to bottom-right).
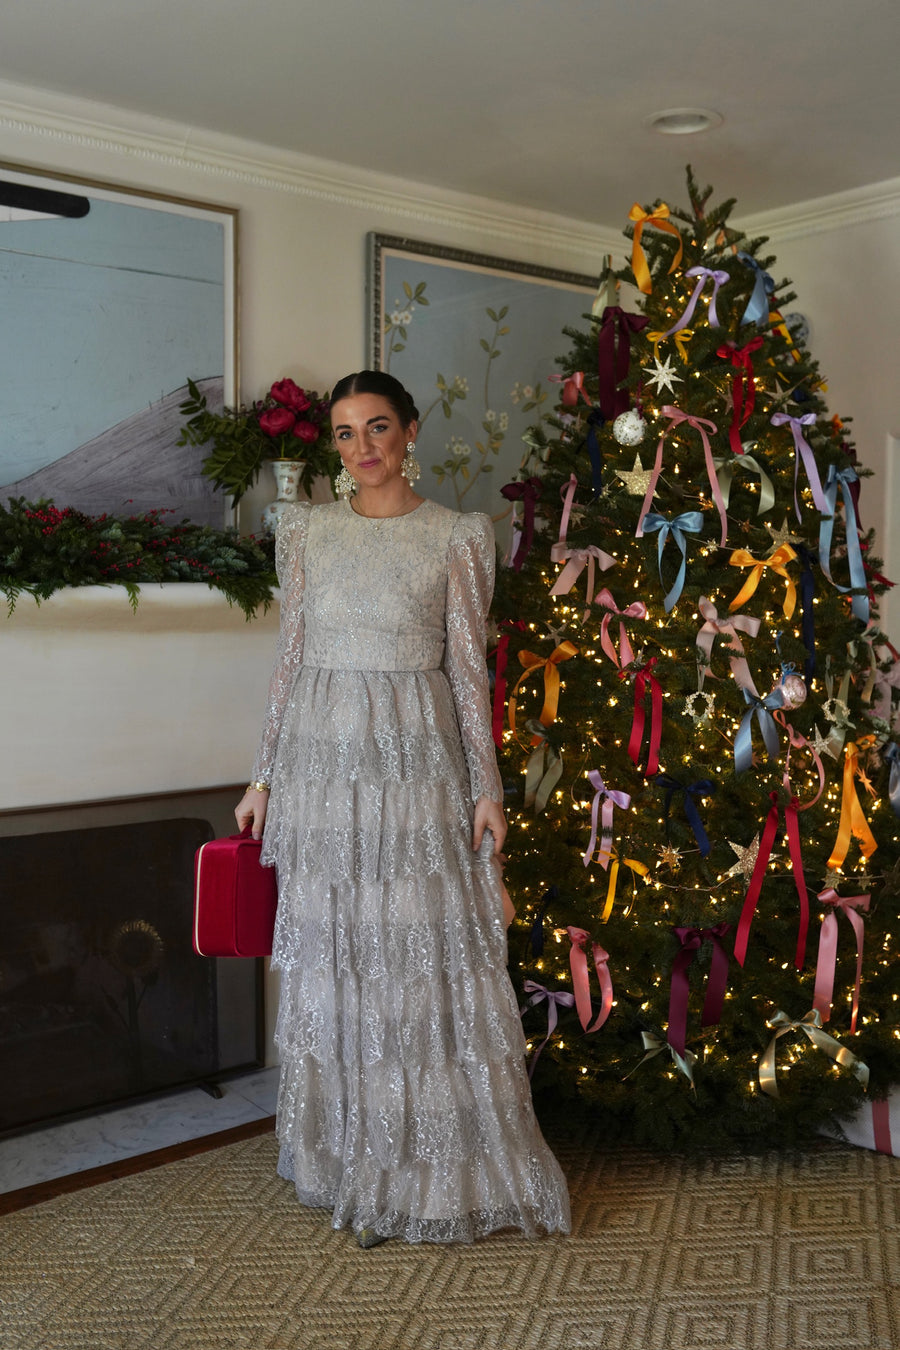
xmin=0 ymin=789 xmax=263 ymax=1135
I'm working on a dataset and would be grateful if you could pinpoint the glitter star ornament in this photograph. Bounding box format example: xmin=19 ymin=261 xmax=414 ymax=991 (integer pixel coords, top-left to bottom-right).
xmin=645 ymin=355 xmax=683 ymax=396
xmin=616 ymin=453 xmax=654 ymax=495
xmin=765 ymin=517 xmax=803 ymax=548
xmin=658 ymin=845 xmax=681 ymax=872
xmin=726 ymin=836 xmax=761 ymax=882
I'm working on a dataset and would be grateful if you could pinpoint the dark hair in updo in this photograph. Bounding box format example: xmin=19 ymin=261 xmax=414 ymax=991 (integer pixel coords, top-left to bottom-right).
xmin=330 ymin=370 xmax=420 ymax=426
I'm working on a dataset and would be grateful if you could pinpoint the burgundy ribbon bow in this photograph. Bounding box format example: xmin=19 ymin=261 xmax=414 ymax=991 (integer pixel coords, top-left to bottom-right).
xmin=717 ymin=337 xmax=764 ymax=458
xmin=667 ymin=923 xmax=732 ymax=1059
xmin=501 ymin=477 xmax=543 ymax=571
xmin=596 ymin=306 xmax=649 ymax=420
xmin=490 ymin=619 xmax=528 ymax=748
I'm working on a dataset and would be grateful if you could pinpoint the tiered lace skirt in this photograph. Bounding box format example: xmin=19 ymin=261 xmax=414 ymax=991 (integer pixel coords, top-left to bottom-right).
xmin=262 ymin=666 xmax=571 ymax=1243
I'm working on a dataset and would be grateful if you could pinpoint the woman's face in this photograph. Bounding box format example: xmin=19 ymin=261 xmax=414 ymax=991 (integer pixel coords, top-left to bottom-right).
xmin=331 ymin=393 xmax=417 ymax=492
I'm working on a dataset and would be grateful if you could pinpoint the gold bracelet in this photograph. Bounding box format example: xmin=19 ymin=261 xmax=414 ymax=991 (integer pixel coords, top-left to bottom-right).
xmin=246 ymin=780 xmax=270 ymax=793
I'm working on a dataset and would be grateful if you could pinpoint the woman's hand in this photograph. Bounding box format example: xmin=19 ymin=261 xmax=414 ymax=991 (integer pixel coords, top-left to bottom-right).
xmin=473 ymin=796 xmax=507 ymax=856
xmin=235 ymin=787 xmax=269 ymax=840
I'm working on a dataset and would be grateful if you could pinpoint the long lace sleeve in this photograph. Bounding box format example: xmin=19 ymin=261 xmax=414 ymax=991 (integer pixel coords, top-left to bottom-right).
xmin=250 ymin=503 xmax=310 ymax=784
xmin=444 ymin=512 xmax=503 ymax=804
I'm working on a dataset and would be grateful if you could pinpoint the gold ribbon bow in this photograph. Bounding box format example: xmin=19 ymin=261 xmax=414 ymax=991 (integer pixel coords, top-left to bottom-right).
xmin=827 ymin=736 xmax=878 ymax=870
xmin=628 ymin=203 xmax=684 ymax=295
xmin=508 ymin=641 xmax=578 ymax=739
xmin=647 ymin=329 xmax=694 ymax=363
xmin=598 ymin=850 xmax=649 ymax=922
xmin=728 ymin=544 xmax=798 ymax=619
xmin=758 ymin=1009 xmax=869 ymax=1098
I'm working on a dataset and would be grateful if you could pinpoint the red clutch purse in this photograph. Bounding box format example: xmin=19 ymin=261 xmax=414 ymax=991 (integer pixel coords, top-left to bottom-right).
xmin=193 ymin=826 xmax=278 ymax=958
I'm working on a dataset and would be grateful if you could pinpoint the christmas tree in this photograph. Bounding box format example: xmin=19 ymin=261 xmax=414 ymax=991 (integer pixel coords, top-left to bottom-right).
xmin=494 ymin=170 xmax=900 ymax=1152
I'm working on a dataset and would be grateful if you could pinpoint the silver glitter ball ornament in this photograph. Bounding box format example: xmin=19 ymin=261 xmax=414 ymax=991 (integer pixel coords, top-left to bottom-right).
xmin=612 ymin=410 xmax=646 ymax=446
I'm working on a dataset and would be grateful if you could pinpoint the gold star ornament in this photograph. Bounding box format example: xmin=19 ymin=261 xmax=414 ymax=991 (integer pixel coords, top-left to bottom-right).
xmin=617 ymin=453 xmax=654 ymax=496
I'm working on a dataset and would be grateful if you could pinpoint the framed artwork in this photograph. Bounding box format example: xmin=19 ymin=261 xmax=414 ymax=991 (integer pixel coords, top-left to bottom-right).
xmin=368 ymin=233 xmax=597 ymax=520
xmin=0 ymin=162 xmax=237 ymax=526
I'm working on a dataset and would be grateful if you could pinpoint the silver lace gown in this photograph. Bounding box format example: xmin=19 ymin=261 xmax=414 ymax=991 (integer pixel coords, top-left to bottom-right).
xmin=252 ymin=497 xmax=571 ymax=1244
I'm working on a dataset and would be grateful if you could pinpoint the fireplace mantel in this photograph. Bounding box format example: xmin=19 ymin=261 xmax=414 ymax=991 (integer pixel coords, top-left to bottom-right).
xmin=2 ymin=584 xmax=281 ymax=811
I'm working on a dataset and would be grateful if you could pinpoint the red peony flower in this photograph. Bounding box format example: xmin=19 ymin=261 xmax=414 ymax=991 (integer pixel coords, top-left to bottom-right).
xmin=270 ymin=378 xmax=311 ymax=413
xmin=292 ymin=419 xmax=320 ymax=444
xmin=259 ymin=407 xmax=296 ymax=438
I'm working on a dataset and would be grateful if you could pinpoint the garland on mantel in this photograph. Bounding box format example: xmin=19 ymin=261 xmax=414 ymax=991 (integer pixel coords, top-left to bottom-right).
xmin=0 ymin=499 xmax=277 ymax=619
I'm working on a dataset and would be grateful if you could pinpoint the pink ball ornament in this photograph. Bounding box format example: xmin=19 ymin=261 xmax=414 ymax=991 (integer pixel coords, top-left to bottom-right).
xmin=779 ymin=673 xmax=807 ymax=708
xmin=612 ymin=410 xmax=646 ymax=446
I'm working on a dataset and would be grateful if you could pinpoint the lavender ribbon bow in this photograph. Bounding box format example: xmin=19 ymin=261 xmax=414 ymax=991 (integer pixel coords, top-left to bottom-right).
xmin=664 ymin=267 xmax=730 ymax=336
xmin=520 ymin=980 xmax=576 ymax=1079
xmin=770 ymin=412 xmax=828 ymax=519
xmin=583 ymin=769 xmax=631 ymax=869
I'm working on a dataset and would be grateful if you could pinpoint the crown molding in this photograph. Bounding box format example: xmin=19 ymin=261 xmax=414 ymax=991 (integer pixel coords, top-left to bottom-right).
xmin=0 ymin=79 xmax=620 ymax=264
xmin=735 ymin=176 xmax=900 ymax=244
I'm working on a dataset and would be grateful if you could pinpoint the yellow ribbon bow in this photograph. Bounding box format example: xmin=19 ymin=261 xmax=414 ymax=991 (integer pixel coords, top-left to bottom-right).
xmin=758 ymin=1009 xmax=869 ymax=1098
xmin=728 ymin=544 xmax=798 ymax=619
xmin=827 ymin=736 xmax=878 ymax=870
xmin=647 ymin=328 xmax=694 ymax=363
xmin=598 ymin=850 xmax=649 ymax=922
xmin=508 ymin=641 xmax=578 ymax=740
xmin=628 ymin=203 xmax=684 ymax=295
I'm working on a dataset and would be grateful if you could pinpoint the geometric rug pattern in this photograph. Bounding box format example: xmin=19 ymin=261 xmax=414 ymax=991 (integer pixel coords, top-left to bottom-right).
xmin=2 ymin=1126 xmax=899 ymax=1350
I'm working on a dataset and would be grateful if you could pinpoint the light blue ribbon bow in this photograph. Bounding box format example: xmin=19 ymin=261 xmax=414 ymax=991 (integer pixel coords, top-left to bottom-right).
xmin=737 ymin=252 xmax=775 ymax=326
xmin=641 ymin=511 xmax=704 ymax=612
xmin=735 ymin=685 xmax=785 ymax=773
xmin=818 ymin=463 xmax=869 ymax=625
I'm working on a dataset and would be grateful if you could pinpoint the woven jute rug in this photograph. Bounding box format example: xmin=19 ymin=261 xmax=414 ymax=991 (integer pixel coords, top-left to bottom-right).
xmin=2 ymin=1125 xmax=899 ymax=1350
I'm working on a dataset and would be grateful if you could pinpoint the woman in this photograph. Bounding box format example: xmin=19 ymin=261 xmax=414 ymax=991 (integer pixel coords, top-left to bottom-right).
xmin=236 ymin=370 xmax=570 ymax=1246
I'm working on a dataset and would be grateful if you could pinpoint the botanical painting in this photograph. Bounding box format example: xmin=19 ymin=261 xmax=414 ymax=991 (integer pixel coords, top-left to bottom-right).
xmin=0 ymin=165 xmax=236 ymax=525
xmin=368 ymin=235 xmax=596 ymax=523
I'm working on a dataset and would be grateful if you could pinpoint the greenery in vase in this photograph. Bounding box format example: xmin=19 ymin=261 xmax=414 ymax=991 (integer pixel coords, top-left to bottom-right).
xmin=178 ymin=376 xmax=338 ymax=505
xmin=0 ymin=498 xmax=276 ymax=619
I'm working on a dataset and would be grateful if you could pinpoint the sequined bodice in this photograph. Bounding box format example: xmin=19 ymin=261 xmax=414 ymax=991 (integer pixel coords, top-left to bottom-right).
xmin=303 ymin=499 xmax=453 ymax=671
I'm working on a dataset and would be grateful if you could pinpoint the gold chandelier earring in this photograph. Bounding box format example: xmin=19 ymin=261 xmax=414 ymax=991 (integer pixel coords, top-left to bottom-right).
xmin=335 ymin=464 xmax=357 ymax=498
xmin=401 ymin=441 xmax=421 ymax=484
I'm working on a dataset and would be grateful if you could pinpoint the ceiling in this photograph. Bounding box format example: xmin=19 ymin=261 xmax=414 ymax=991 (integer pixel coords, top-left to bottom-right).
xmin=2 ymin=0 xmax=899 ymax=227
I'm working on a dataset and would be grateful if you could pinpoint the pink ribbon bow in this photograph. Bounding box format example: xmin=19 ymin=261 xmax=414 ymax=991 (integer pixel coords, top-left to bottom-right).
xmin=567 ymin=927 xmax=614 ymax=1033
xmin=582 ymin=769 xmax=631 ymax=869
xmin=636 ymin=405 xmax=728 ymax=547
xmin=594 ymin=588 xmax=647 ymax=669
xmin=813 ymin=889 xmax=870 ymax=1034
xmin=551 ymin=546 xmax=617 ymax=622
xmin=696 ymin=596 xmax=760 ymax=693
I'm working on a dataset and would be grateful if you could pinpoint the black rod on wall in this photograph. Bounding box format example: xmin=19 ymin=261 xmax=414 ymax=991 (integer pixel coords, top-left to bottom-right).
xmin=0 ymin=180 xmax=90 ymax=218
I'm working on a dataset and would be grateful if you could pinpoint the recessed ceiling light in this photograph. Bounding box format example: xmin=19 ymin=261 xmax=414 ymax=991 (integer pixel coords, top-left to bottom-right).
xmin=645 ymin=108 xmax=723 ymax=136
